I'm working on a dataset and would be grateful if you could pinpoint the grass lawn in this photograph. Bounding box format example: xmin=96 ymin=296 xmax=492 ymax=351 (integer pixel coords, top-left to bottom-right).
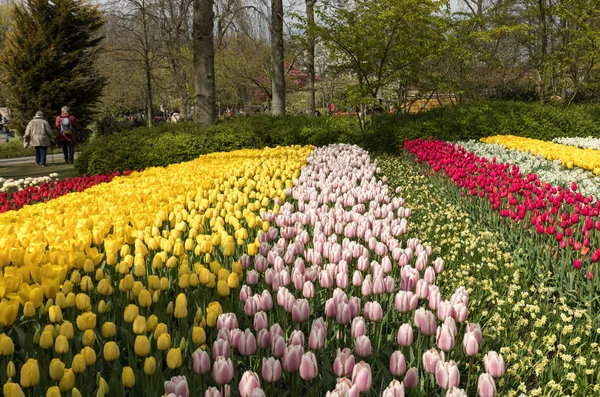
xmin=0 ymin=139 xmax=63 ymax=159
xmin=0 ymin=161 xmax=78 ymax=180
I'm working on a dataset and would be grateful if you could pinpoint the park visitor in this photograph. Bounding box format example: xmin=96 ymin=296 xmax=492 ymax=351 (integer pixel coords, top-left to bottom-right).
xmin=23 ymin=111 xmax=53 ymax=167
xmin=55 ymin=106 xmax=78 ymax=164
xmin=170 ymin=108 xmax=181 ymax=123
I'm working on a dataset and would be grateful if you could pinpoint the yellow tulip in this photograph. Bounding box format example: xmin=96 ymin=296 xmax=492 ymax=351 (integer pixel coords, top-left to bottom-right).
xmin=134 ymin=335 xmax=150 ymax=356
xmin=102 ymin=322 xmax=116 ymax=338
xmin=46 ymin=386 xmax=61 ymax=397
xmin=82 ymin=346 xmax=97 ymax=366
xmin=98 ymin=376 xmax=109 ymax=395
xmin=144 ymin=357 xmax=156 ymax=375
xmin=39 ymin=330 xmax=54 ymax=349
xmin=59 ymin=321 xmax=74 ymax=339
xmin=174 ymin=293 xmax=187 ymax=319
xmin=72 ymin=388 xmax=83 ymax=397
xmin=23 ymin=301 xmax=35 ymax=318
xmin=167 ymin=301 xmax=174 ymax=315
xmin=76 ymin=312 xmax=97 ymax=331
xmin=54 ymin=335 xmax=69 ymax=354
xmin=48 ymin=305 xmax=63 ymax=323
xmin=3 ymin=383 xmax=25 ymax=397
xmin=122 ymin=366 xmax=135 ymax=388
xmin=82 ymin=329 xmax=96 ymax=346
xmin=166 ymin=347 xmax=182 ymax=369
xmin=0 ymin=333 xmax=15 ymax=355
xmin=146 ymin=315 xmax=158 ymax=332
xmin=160 ymin=277 xmax=169 ymax=291
xmin=132 ymin=281 xmax=143 ymax=297
xmin=138 ymin=289 xmax=152 ymax=308
xmin=59 ymin=368 xmax=75 ymax=392
xmin=122 ymin=274 xmax=134 ymax=290
xmin=227 ymin=273 xmax=240 ymax=289
xmin=80 ymin=276 xmax=94 ymax=292
xmin=123 ymin=304 xmax=139 ymax=323
xmin=19 ymin=359 xmax=39 ymax=388
xmin=71 ymin=353 xmax=87 ymax=373
xmin=157 ymin=333 xmax=171 ymax=351
xmin=97 ymin=279 xmax=113 ymax=295
xmin=133 ymin=315 xmax=147 ymax=334
xmin=49 ymin=358 xmax=65 ymax=381
xmin=55 ymin=293 xmax=67 ymax=308
xmin=217 ymin=280 xmax=230 ymax=297
xmin=192 ymin=326 xmax=206 ymax=345
xmin=65 ymin=292 xmax=76 ymax=308
xmin=6 ymin=360 xmax=16 ymax=378
xmin=103 ymin=341 xmax=120 ymax=361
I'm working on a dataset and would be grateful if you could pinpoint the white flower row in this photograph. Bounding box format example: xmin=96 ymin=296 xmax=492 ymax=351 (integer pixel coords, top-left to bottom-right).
xmin=552 ymin=136 xmax=600 ymax=150
xmin=0 ymin=173 xmax=59 ymax=193
xmin=456 ymin=140 xmax=600 ymax=199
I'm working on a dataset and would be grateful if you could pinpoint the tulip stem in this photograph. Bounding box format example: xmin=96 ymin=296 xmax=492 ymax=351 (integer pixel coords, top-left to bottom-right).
xmin=467 ymin=356 xmax=474 ymax=395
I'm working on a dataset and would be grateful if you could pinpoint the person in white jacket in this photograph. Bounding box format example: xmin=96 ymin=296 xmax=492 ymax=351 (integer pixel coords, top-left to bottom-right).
xmin=23 ymin=111 xmax=53 ymax=166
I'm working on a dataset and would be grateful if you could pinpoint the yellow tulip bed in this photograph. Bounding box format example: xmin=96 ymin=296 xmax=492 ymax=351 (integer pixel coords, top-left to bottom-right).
xmin=0 ymin=146 xmax=312 ymax=396
xmin=481 ymin=135 xmax=600 ymax=174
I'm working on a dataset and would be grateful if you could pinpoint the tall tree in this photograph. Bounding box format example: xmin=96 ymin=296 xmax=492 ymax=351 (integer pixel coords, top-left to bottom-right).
xmin=270 ymin=0 xmax=285 ymax=115
xmin=194 ymin=0 xmax=216 ymax=125
xmin=0 ymin=0 xmax=105 ymax=134
xmin=305 ymin=0 xmax=316 ymax=115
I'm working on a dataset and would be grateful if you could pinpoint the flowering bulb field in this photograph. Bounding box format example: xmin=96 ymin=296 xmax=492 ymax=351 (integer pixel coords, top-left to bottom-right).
xmin=0 ymin=138 xmax=598 ymax=397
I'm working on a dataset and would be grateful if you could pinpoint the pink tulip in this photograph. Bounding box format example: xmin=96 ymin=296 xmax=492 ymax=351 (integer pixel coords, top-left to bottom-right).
xmin=254 ymin=312 xmax=268 ymax=332
xmin=373 ymin=276 xmax=385 ymax=294
xmin=271 ymin=334 xmax=286 ymax=358
xmin=212 ymin=339 xmax=231 ymax=360
xmin=217 ymin=328 xmax=231 ymax=343
xmin=250 ymin=388 xmax=266 ymax=397
xmin=352 ymin=270 xmax=363 ymax=287
xmin=289 ymin=330 xmax=305 ymax=347
xmin=244 ymin=296 xmax=260 ymax=317
xmin=389 ymin=351 xmax=406 ymax=377
xmin=351 ymin=361 xmax=372 ymax=392
xmin=336 ymin=302 xmax=351 ymax=325
xmin=312 ymin=317 xmax=327 ymax=335
xmin=453 ymin=302 xmax=468 ymax=323
xmin=238 ymin=329 xmax=257 ymax=356
xmin=354 ymin=335 xmax=372 ymax=357
xmin=382 ymin=380 xmax=405 ymax=397
xmin=283 ymin=293 xmax=296 ymax=313
xmin=261 ymin=357 xmax=282 ymax=383
xmin=299 ymin=352 xmax=319 ymax=380
xmin=403 ymin=368 xmax=418 ymax=389
xmin=292 ymin=299 xmax=310 ymax=322
xmin=384 ymin=276 xmax=395 ymax=293
xmin=270 ymin=323 xmax=283 ymax=337
xmin=422 ymin=348 xmax=443 ymax=374
xmin=282 ymin=345 xmax=303 ymax=372
xmin=462 ymin=331 xmax=479 ymax=356
xmin=319 ymin=270 xmax=334 ymax=288
xmin=164 ymin=376 xmax=189 ymax=397
xmin=333 ymin=348 xmax=355 ymax=377
xmin=229 ymin=328 xmax=242 ymax=349
xmin=478 ymin=373 xmax=497 ymax=397
xmin=415 ymin=279 xmax=429 ymax=299
xmin=335 ymin=271 xmax=349 ymax=288
xmin=428 ymin=286 xmax=441 ymax=310
xmin=240 ymin=285 xmax=252 ymax=303
xmin=435 ymin=324 xmax=455 ymax=352
xmin=394 ymin=291 xmax=418 ymax=313
xmin=483 ymin=351 xmax=505 ymax=378
xmin=437 ymin=300 xmax=455 ymax=321
xmin=192 ymin=348 xmax=211 ymax=374
xmin=325 ymin=298 xmax=337 ymax=318
xmin=217 ymin=313 xmax=239 ymax=331
xmin=239 ymin=371 xmax=261 ymax=397
xmin=257 ymin=329 xmax=272 ymax=349
xmin=397 ymin=324 xmax=414 ymax=347
xmin=348 ymin=297 xmax=361 ymax=317
xmin=260 ymin=291 xmax=273 ymax=311
xmin=466 ymin=323 xmax=482 ymax=344
xmin=205 ymin=387 xmax=221 ymax=397
xmin=435 ymin=360 xmax=460 ymax=390
xmin=433 ymin=257 xmax=444 ymax=273
xmin=246 ymin=270 xmax=259 ymax=285
xmin=303 ymin=281 xmax=315 ymax=298
xmin=212 ymin=357 xmax=234 ymax=385
xmin=351 ymin=317 xmax=367 ymax=339
xmin=444 ymin=317 xmax=458 ymax=336
xmin=361 ymin=277 xmax=373 ymax=296
xmin=308 ymin=326 xmax=325 ymax=351
xmin=363 ymin=301 xmax=383 ymax=322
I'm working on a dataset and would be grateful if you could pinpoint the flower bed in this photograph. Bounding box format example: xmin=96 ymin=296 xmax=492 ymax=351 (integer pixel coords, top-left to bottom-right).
xmin=553 ymin=136 xmax=600 ymax=151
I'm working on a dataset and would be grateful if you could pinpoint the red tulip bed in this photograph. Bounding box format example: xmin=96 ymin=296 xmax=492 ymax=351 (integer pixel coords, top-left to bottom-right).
xmin=0 ymin=171 xmax=135 ymax=213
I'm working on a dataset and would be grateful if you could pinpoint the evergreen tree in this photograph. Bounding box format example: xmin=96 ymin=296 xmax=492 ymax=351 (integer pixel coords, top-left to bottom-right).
xmin=0 ymin=0 xmax=105 ymax=136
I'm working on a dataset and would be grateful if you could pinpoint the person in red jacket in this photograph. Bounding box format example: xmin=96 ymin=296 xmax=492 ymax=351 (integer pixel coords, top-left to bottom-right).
xmin=55 ymin=106 xmax=78 ymax=164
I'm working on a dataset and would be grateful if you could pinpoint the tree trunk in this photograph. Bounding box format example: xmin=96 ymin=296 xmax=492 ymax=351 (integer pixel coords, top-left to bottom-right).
xmin=305 ymin=0 xmax=316 ymax=115
xmin=145 ymin=60 xmax=154 ymax=127
xmin=271 ymin=0 xmax=285 ymax=116
xmin=193 ymin=0 xmax=216 ymax=125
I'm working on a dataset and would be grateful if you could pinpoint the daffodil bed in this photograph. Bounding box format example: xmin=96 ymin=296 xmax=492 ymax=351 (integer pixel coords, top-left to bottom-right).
xmin=0 ymin=144 xmax=512 ymax=397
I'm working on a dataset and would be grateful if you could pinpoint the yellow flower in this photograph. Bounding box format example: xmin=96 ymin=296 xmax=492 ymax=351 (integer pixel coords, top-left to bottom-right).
xmin=19 ymin=359 xmax=39 ymax=388
xmin=133 ymin=315 xmax=147 ymax=334
xmin=23 ymin=302 xmax=35 ymax=317
xmin=174 ymin=293 xmax=187 ymax=319
xmin=3 ymin=382 xmax=25 ymax=397
xmin=48 ymin=305 xmax=63 ymax=323
xmin=82 ymin=329 xmax=96 ymax=346
xmin=206 ymin=301 xmax=223 ymax=327
xmin=157 ymin=333 xmax=171 ymax=351
xmin=103 ymin=341 xmax=120 ymax=362
xmin=49 ymin=358 xmax=65 ymax=381
xmin=6 ymin=361 xmax=16 ymax=378
xmin=72 ymin=388 xmax=82 ymax=397
xmin=46 ymin=386 xmax=61 ymax=397
xmin=122 ymin=366 xmax=135 ymax=388
xmin=76 ymin=312 xmax=96 ymax=331
xmin=154 ymin=323 xmax=168 ymax=339
xmin=59 ymin=322 xmax=74 ymax=339
xmin=138 ymin=289 xmax=152 ymax=307
xmin=123 ymin=304 xmax=139 ymax=323
xmin=227 ymin=272 xmax=240 ymax=289
xmin=192 ymin=326 xmax=206 ymax=345
xmin=39 ymin=330 xmax=54 ymax=349
xmin=59 ymin=368 xmax=75 ymax=392
xmin=146 ymin=315 xmax=158 ymax=332
xmin=82 ymin=346 xmax=96 ymax=366
xmin=166 ymin=347 xmax=182 ymax=369
xmin=54 ymin=335 xmax=69 ymax=354
xmin=144 ymin=357 xmax=156 ymax=375
xmin=75 ymin=293 xmax=91 ymax=311
xmin=102 ymin=322 xmax=116 ymax=338
xmin=134 ymin=335 xmax=150 ymax=357
xmin=0 ymin=333 xmax=15 ymax=355
xmin=71 ymin=353 xmax=87 ymax=373
xmin=217 ymin=280 xmax=230 ymax=297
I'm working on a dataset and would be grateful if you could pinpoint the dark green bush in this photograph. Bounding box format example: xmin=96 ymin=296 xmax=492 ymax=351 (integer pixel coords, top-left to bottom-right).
xmin=76 ymin=101 xmax=600 ymax=175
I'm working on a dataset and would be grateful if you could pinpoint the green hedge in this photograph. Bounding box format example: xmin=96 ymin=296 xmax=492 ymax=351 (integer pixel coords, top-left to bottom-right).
xmin=75 ymin=101 xmax=600 ymax=175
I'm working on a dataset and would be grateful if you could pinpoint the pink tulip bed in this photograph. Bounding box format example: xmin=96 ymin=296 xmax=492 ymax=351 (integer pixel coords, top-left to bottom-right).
xmin=174 ymin=145 xmax=505 ymax=397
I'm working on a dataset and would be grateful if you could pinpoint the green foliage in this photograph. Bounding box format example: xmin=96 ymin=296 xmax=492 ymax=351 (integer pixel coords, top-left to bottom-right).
xmin=0 ymin=0 xmax=105 ymax=136
xmin=76 ymin=101 xmax=600 ymax=175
